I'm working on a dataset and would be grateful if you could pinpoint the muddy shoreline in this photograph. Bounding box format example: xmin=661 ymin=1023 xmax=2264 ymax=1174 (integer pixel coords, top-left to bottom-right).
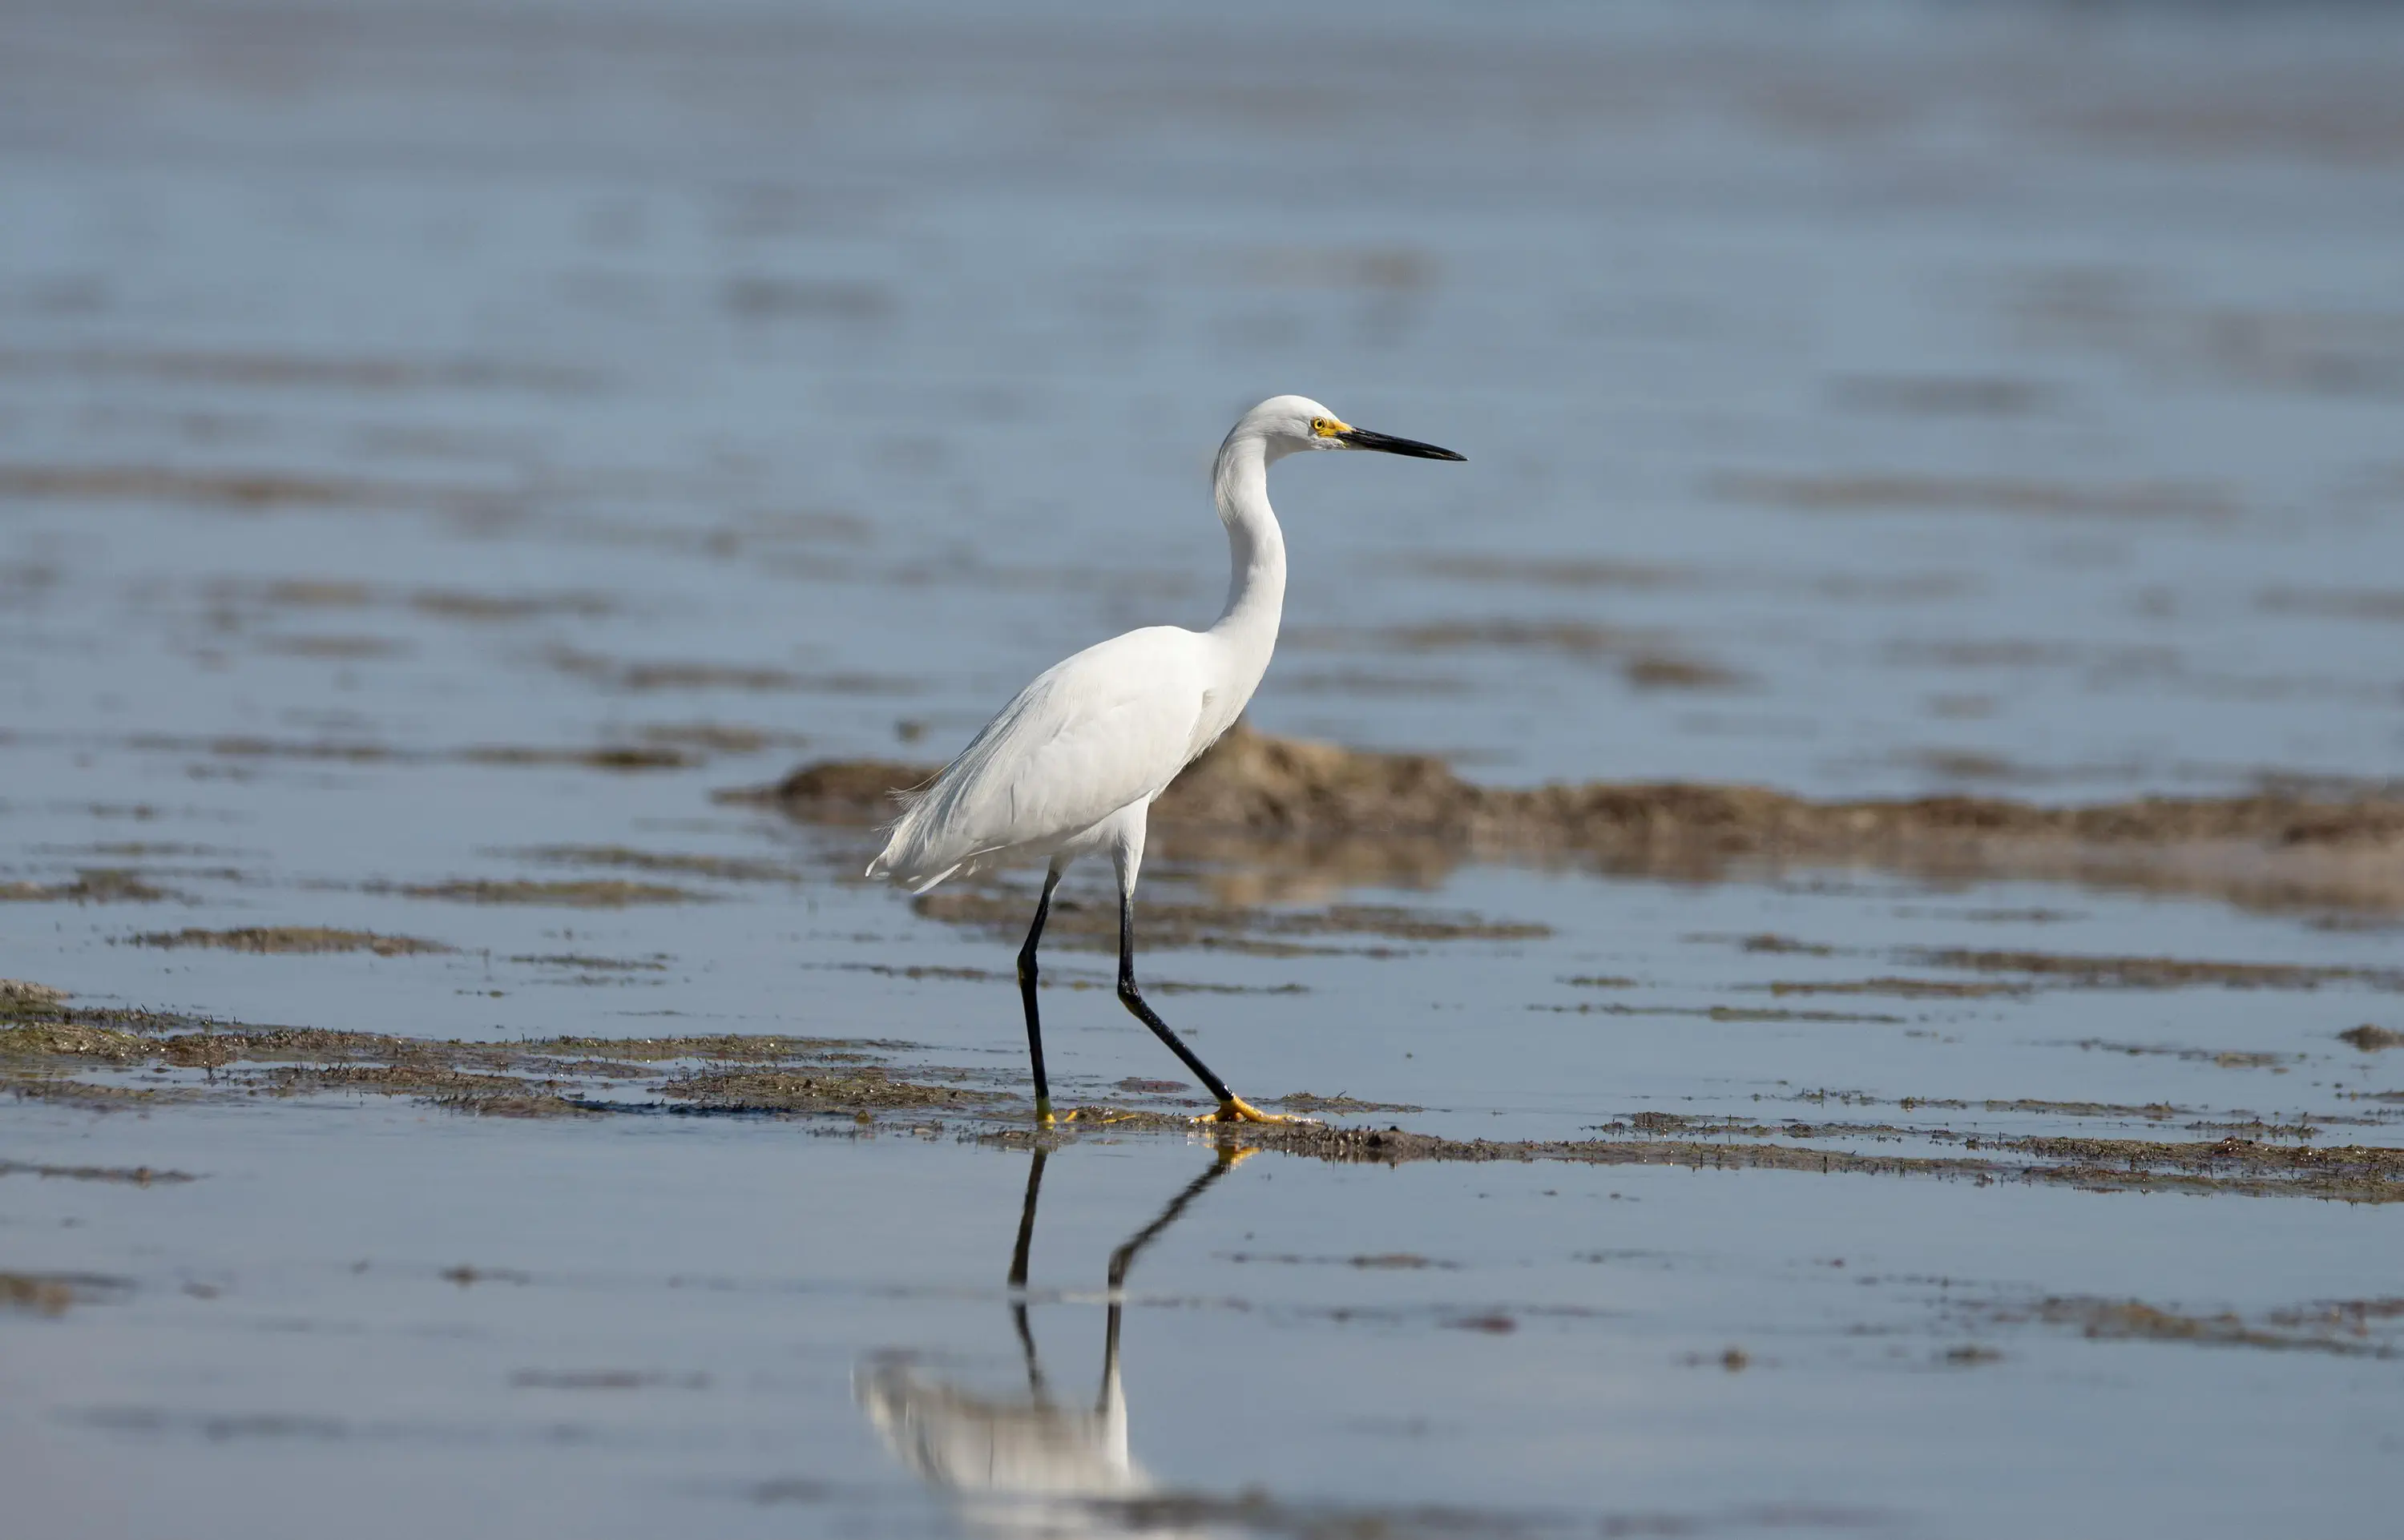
xmin=729 ymin=725 xmax=2404 ymax=913
xmin=8 ymin=994 xmax=2395 ymax=1203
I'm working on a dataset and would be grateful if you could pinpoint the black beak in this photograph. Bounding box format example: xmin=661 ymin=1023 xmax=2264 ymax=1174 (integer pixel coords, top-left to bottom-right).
xmin=1337 ymin=427 xmax=1466 ymax=462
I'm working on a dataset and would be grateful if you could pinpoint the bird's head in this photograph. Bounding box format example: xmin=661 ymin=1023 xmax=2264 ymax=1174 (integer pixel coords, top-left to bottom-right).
xmin=1235 ymin=394 xmax=1466 ymax=464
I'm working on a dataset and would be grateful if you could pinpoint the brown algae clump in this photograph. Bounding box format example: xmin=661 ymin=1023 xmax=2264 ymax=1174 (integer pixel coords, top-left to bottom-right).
xmin=0 ymin=1021 xmax=155 ymax=1061
xmin=512 ymin=953 xmax=671 ymax=973
xmin=264 ymin=1066 xmax=596 ymax=1115
xmin=457 ymin=744 xmax=695 ymax=772
xmin=0 ymin=1159 xmax=196 ymax=1184
xmin=1280 ymin=1090 xmax=1426 ymax=1114
xmin=383 ymin=878 xmax=704 ymax=906
xmin=1 ymin=869 xmax=171 ymax=904
xmin=0 ymin=1272 xmax=128 ymax=1316
xmin=512 ymin=845 xmax=800 ymax=881
xmin=1750 ymin=977 xmax=2030 ymax=999
xmin=257 ymin=1063 xmax=592 ymax=1117
xmin=1 ymin=980 xmax=72 ymax=1023
xmin=2031 ymin=1296 xmax=2394 ymax=1357
xmin=1909 ymin=948 xmax=2403 ymax=991
xmin=660 ymin=1066 xmax=1009 ymax=1114
xmin=521 ymin=1034 xmax=903 ymax=1062
xmin=0 ymin=1014 xmax=961 ymax=1119
xmin=131 ymin=927 xmax=454 ymax=957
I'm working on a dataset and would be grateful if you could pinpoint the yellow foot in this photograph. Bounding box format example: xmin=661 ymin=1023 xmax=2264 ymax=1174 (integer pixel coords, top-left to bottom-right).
xmin=1192 ymin=1094 xmax=1314 ymax=1126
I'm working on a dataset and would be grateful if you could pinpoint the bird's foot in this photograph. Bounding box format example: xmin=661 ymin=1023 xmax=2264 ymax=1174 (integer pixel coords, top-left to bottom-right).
xmin=1193 ymin=1094 xmax=1314 ymax=1126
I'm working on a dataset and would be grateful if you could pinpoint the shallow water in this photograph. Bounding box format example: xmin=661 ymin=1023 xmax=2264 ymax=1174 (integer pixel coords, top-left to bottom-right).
xmin=4 ymin=1 xmax=2403 ymax=1535
xmin=8 ymin=1105 xmax=2403 ymax=1540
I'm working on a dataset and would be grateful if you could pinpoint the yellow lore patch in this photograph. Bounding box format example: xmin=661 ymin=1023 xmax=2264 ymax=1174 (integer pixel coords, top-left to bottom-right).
xmin=1309 ymin=416 xmax=1352 ymax=437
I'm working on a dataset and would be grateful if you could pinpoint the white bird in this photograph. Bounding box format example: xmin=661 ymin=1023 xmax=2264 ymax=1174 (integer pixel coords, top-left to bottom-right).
xmin=866 ymin=395 xmax=1464 ymax=1124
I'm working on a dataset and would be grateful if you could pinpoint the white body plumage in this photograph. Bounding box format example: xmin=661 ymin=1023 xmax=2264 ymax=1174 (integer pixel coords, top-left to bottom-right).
xmin=865 ymin=623 xmax=1259 ymax=894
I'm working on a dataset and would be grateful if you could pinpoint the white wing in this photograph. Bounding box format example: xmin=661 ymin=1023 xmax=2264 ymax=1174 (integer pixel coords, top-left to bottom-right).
xmin=868 ymin=627 xmax=1213 ymax=892
xmin=855 ymin=1357 xmax=1139 ymax=1499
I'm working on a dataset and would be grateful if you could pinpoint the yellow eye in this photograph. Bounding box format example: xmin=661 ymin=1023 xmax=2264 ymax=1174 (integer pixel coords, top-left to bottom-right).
xmin=1310 ymin=417 xmax=1334 ymax=436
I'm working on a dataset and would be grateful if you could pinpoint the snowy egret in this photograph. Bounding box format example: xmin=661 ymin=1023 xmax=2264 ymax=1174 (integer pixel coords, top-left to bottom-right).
xmin=866 ymin=395 xmax=1464 ymax=1124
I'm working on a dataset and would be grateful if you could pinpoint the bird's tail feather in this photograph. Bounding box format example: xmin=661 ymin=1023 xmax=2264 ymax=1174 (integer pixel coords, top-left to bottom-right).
xmin=865 ymin=792 xmax=973 ymax=893
xmin=862 ymin=764 xmax=954 ymax=885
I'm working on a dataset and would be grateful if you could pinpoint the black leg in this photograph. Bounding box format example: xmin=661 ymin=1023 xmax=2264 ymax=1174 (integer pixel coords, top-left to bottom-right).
xmin=1106 ymin=1149 xmax=1239 ymax=1290
xmin=1100 ymin=1149 xmax=1240 ymax=1413
xmin=1017 ymin=867 xmax=1063 ymax=1120
xmin=1007 ymin=1147 xmax=1047 ymax=1292
xmin=1114 ymin=889 xmax=1235 ymax=1105
xmin=1007 ymin=1148 xmax=1049 ymax=1399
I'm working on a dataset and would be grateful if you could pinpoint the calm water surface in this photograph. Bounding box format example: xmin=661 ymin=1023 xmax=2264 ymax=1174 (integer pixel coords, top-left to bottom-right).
xmin=2 ymin=2 xmax=2402 ymax=1536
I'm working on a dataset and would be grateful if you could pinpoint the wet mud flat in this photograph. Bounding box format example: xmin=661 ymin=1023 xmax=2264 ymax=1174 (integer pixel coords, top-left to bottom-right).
xmin=8 ymin=979 xmax=2400 ymax=1207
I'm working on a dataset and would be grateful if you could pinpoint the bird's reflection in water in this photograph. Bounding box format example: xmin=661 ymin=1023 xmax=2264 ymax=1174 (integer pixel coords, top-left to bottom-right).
xmin=856 ymin=1148 xmax=1240 ymax=1532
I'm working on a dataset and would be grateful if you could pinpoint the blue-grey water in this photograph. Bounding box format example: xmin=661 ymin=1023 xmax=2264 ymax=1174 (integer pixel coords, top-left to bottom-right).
xmin=3 ymin=2 xmax=2402 ymax=1536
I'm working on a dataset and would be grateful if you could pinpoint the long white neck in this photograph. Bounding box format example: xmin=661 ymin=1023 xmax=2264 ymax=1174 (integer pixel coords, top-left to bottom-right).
xmin=1207 ymin=430 xmax=1286 ymax=671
